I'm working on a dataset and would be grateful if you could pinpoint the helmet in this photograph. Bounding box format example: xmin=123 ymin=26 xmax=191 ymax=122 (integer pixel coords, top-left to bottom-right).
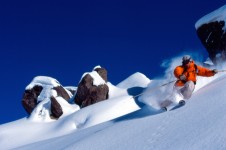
xmin=182 ymin=55 xmax=192 ymax=65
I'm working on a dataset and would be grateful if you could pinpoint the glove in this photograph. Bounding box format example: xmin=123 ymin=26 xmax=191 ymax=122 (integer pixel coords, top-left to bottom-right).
xmin=212 ymin=69 xmax=218 ymax=74
xmin=179 ymin=74 xmax=186 ymax=81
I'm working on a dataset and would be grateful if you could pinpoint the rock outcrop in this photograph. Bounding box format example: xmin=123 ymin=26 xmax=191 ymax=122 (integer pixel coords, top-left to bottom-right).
xmin=196 ymin=5 xmax=226 ymax=65
xmin=94 ymin=67 xmax=108 ymax=82
xmin=21 ymin=76 xmax=72 ymax=119
xmin=50 ymin=96 xmax=63 ymax=118
xmin=196 ymin=21 xmax=226 ymax=64
xmin=22 ymin=85 xmax=43 ymax=114
xmin=22 ymin=66 xmax=109 ymax=119
xmin=74 ymin=66 xmax=109 ymax=108
xmin=53 ymin=86 xmax=71 ymax=101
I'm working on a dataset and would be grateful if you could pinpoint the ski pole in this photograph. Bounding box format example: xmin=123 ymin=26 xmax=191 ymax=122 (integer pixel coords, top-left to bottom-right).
xmin=132 ymin=80 xmax=177 ymax=98
xmin=216 ymin=70 xmax=226 ymax=72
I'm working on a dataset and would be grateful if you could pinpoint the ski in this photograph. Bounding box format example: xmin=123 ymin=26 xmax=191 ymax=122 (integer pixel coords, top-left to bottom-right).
xmin=170 ymin=100 xmax=186 ymax=111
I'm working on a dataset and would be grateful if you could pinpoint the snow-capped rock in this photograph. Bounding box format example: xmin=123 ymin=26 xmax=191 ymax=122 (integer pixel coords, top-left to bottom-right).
xmin=74 ymin=66 xmax=109 ymax=108
xmin=196 ymin=5 xmax=226 ymax=64
xmin=22 ymin=76 xmax=78 ymax=121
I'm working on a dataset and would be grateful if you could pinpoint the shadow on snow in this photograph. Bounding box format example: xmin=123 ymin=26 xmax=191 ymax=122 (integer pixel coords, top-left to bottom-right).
xmin=113 ymin=87 xmax=165 ymax=123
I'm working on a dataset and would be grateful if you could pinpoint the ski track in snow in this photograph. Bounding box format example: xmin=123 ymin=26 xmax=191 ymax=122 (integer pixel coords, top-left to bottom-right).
xmin=146 ymin=113 xmax=173 ymax=149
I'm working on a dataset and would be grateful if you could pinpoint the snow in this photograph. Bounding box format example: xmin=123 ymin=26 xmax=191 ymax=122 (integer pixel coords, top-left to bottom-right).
xmin=64 ymin=86 xmax=77 ymax=92
xmin=195 ymin=5 xmax=226 ymax=30
xmin=1 ymin=59 xmax=226 ymax=150
xmin=26 ymin=76 xmax=60 ymax=89
xmin=93 ymin=65 xmax=102 ymax=70
xmin=79 ymin=66 xmax=106 ymax=86
xmin=24 ymin=76 xmax=79 ymax=122
xmin=204 ymin=57 xmax=214 ymax=66
xmin=89 ymin=71 xmax=106 ymax=86
xmin=117 ymin=72 xmax=151 ymax=89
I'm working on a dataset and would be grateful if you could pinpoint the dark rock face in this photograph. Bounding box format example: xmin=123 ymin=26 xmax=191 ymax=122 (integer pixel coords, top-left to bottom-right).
xmin=94 ymin=67 xmax=108 ymax=82
xmin=74 ymin=70 xmax=109 ymax=108
xmin=22 ymin=85 xmax=43 ymax=114
xmin=22 ymin=80 xmax=71 ymax=119
xmin=196 ymin=21 xmax=226 ymax=64
xmin=53 ymin=86 xmax=70 ymax=101
xmin=51 ymin=96 xmax=63 ymax=118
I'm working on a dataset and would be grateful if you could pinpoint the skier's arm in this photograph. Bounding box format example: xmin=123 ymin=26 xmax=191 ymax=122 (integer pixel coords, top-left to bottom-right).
xmin=174 ymin=66 xmax=184 ymax=78
xmin=196 ymin=66 xmax=215 ymax=77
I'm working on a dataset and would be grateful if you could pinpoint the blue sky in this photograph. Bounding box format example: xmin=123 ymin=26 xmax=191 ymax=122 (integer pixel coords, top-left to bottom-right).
xmin=0 ymin=0 xmax=225 ymax=124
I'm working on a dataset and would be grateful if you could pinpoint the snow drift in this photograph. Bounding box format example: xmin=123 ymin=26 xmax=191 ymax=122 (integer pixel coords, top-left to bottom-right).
xmin=0 ymin=56 xmax=226 ymax=149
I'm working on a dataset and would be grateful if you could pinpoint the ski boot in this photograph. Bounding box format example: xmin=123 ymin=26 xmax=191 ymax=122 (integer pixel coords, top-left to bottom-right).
xmin=179 ymin=100 xmax=185 ymax=105
xmin=161 ymin=107 xmax=167 ymax=111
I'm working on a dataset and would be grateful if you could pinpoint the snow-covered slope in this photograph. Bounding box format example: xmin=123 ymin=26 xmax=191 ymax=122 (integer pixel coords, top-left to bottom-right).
xmin=117 ymin=72 xmax=151 ymax=89
xmin=0 ymin=72 xmax=149 ymax=149
xmin=195 ymin=5 xmax=226 ymax=29
xmin=1 ymin=69 xmax=226 ymax=149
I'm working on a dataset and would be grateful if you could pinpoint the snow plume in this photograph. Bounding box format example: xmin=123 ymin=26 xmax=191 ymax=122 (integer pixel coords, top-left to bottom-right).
xmin=139 ymin=52 xmax=226 ymax=109
xmin=159 ymin=52 xmax=223 ymax=92
xmin=139 ymin=79 xmax=174 ymax=109
xmin=139 ymin=53 xmax=195 ymax=109
xmin=161 ymin=52 xmax=206 ymax=81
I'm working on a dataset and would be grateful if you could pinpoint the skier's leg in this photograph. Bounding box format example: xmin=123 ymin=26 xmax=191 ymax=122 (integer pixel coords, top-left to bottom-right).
xmin=179 ymin=81 xmax=195 ymax=99
xmin=160 ymin=86 xmax=181 ymax=110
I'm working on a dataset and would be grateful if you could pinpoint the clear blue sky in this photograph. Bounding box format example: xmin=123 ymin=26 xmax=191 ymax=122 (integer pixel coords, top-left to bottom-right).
xmin=0 ymin=0 xmax=225 ymax=124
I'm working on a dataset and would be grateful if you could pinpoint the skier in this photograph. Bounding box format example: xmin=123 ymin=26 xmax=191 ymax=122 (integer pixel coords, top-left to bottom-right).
xmin=161 ymin=55 xmax=218 ymax=110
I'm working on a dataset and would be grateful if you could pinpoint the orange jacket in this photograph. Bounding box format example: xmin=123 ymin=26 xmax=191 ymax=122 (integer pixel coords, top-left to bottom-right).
xmin=174 ymin=61 xmax=215 ymax=86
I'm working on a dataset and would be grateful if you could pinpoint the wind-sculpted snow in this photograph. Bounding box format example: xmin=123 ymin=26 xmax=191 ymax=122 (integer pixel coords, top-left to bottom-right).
xmin=0 ymin=72 xmax=148 ymax=149
xmin=15 ymin=73 xmax=226 ymax=150
xmin=0 ymin=63 xmax=226 ymax=149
